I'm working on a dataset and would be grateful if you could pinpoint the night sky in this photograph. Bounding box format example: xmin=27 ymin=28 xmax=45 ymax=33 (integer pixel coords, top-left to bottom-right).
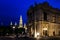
xmin=0 ymin=0 xmax=60 ymax=26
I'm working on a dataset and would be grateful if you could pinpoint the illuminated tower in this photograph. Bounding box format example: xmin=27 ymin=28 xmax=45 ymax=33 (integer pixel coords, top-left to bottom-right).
xmin=10 ymin=21 xmax=13 ymax=27
xmin=15 ymin=22 xmax=17 ymax=26
xmin=10 ymin=22 xmax=13 ymax=26
xmin=24 ymin=23 xmax=27 ymax=30
xmin=18 ymin=15 xmax=23 ymax=28
xmin=24 ymin=23 xmax=27 ymax=33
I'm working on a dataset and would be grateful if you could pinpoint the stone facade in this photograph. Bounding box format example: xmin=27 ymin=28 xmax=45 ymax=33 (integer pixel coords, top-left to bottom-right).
xmin=27 ymin=2 xmax=60 ymax=37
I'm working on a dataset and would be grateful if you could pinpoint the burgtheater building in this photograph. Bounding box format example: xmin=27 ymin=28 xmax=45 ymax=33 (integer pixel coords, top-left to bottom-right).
xmin=27 ymin=2 xmax=60 ymax=37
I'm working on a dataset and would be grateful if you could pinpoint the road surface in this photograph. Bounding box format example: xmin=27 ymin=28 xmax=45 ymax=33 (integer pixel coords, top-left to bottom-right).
xmin=0 ymin=36 xmax=60 ymax=40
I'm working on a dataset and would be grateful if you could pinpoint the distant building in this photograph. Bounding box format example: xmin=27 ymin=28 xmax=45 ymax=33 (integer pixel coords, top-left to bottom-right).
xmin=27 ymin=2 xmax=60 ymax=37
xmin=18 ymin=15 xmax=23 ymax=28
xmin=10 ymin=15 xmax=27 ymax=29
xmin=10 ymin=15 xmax=27 ymax=34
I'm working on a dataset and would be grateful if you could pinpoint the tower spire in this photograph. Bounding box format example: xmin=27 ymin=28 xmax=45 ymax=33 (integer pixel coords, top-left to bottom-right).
xmin=24 ymin=23 xmax=27 ymax=33
xmin=24 ymin=23 xmax=27 ymax=30
xmin=18 ymin=15 xmax=23 ymax=28
xmin=15 ymin=22 xmax=17 ymax=26
xmin=10 ymin=21 xmax=13 ymax=26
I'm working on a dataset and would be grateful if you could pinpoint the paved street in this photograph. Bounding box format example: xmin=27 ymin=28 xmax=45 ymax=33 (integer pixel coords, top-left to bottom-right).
xmin=0 ymin=36 xmax=60 ymax=40
xmin=0 ymin=36 xmax=35 ymax=40
xmin=0 ymin=36 xmax=36 ymax=40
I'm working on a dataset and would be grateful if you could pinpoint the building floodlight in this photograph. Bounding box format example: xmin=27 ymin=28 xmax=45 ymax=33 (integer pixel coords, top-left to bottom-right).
xmin=13 ymin=26 xmax=15 ymax=29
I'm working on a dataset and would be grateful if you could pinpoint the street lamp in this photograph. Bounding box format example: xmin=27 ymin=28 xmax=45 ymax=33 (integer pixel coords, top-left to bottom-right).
xmin=34 ymin=32 xmax=40 ymax=39
xmin=13 ymin=26 xmax=15 ymax=29
xmin=12 ymin=26 xmax=15 ymax=35
xmin=36 ymin=32 xmax=40 ymax=39
xmin=37 ymin=33 xmax=40 ymax=36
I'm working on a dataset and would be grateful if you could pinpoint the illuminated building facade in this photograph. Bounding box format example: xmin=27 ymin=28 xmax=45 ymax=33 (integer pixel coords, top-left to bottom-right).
xmin=27 ymin=2 xmax=60 ymax=37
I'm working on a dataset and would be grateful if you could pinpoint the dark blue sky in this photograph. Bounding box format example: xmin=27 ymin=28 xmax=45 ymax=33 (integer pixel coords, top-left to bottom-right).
xmin=0 ymin=0 xmax=60 ymax=26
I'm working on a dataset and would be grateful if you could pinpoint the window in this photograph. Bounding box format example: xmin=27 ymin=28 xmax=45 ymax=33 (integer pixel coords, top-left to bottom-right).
xmin=51 ymin=14 xmax=56 ymax=22
xmin=44 ymin=12 xmax=47 ymax=21
xmin=52 ymin=16 xmax=55 ymax=22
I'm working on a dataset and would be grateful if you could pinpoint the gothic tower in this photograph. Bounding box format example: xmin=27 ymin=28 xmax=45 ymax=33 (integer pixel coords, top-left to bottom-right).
xmin=18 ymin=15 xmax=23 ymax=28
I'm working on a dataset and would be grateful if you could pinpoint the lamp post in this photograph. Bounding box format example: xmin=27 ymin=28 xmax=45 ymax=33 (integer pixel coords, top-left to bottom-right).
xmin=36 ymin=32 xmax=40 ymax=38
xmin=12 ymin=26 xmax=15 ymax=35
xmin=14 ymin=22 xmax=19 ymax=38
